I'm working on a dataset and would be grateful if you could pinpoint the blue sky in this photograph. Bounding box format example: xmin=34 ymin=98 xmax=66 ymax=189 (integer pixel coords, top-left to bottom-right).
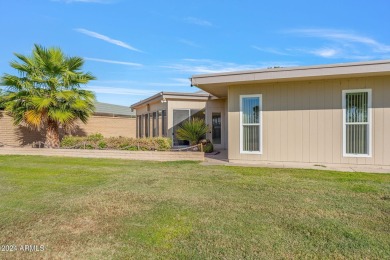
xmin=1 ymin=0 xmax=389 ymax=106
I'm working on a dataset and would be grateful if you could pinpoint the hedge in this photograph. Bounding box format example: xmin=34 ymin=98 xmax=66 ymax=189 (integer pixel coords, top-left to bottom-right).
xmin=60 ymin=133 xmax=172 ymax=151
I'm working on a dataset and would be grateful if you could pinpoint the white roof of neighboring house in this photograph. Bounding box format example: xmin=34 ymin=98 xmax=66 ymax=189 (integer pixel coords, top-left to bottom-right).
xmin=95 ymin=102 xmax=136 ymax=117
xmin=191 ymin=60 xmax=390 ymax=97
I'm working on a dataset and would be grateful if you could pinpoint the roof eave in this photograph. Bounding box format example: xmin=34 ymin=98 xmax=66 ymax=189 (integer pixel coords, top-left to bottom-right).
xmin=191 ymin=60 xmax=390 ymax=97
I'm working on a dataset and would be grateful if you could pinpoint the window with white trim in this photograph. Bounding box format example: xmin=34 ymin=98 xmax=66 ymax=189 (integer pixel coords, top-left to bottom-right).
xmin=240 ymin=94 xmax=262 ymax=154
xmin=342 ymin=89 xmax=372 ymax=157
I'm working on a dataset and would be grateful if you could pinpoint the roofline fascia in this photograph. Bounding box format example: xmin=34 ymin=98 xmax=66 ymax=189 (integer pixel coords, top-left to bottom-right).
xmin=130 ymin=91 xmax=212 ymax=109
xmin=191 ymin=59 xmax=390 ymax=80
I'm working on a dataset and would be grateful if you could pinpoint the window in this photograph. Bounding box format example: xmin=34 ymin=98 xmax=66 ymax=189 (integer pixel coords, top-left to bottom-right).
xmin=342 ymin=89 xmax=372 ymax=157
xmin=144 ymin=114 xmax=149 ymax=137
xmin=161 ymin=110 xmax=167 ymax=136
xmin=137 ymin=115 xmax=142 ymax=138
xmin=212 ymin=112 xmax=222 ymax=144
xmin=240 ymin=94 xmax=262 ymax=154
xmin=152 ymin=112 xmax=157 ymax=137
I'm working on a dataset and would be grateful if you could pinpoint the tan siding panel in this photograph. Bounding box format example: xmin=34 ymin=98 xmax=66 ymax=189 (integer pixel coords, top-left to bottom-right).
xmin=368 ymin=77 xmax=381 ymax=165
xmin=316 ymin=82 xmax=325 ymax=163
xmin=383 ymin=78 xmax=390 ymax=165
xmin=287 ymin=84 xmax=296 ymax=162
xmin=294 ymin=84 xmax=304 ymax=162
xmin=309 ymin=82 xmax=318 ymax=163
xmin=280 ymin=84 xmax=289 ymax=161
xmin=323 ymin=81 xmax=334 ymax=163
xmin=332 ymin=80 xmax=342 ymax=164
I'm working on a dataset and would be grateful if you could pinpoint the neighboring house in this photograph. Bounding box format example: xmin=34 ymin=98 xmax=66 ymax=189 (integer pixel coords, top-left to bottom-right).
xmin=130 ymin=91 xmax=228 ymax=149
xmin=190 ymin=60 xmax=390 ymax=167
xmin=0 ymin=102 xmax=136 ymax=146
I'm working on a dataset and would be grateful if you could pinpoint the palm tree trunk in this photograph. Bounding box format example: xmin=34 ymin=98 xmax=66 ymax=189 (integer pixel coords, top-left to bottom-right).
xmin=46 ymin=120 xmax=60 ymax=148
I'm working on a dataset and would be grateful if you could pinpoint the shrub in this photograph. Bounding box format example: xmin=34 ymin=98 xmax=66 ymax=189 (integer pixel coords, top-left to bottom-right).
xmin=60 ymin=135 xmax=84 ymax=148
xmin=176 ymin=119 xmax=209 ymax=145
xmin=98 ymin=141 xmax=107 ymax=149
xmin=60 ymin=134 xmax=172 ymax=151
xmin=87 ymin=133 xmax=104 ymax=142
xmin=203 ymin=142 xmax=214 ymax=153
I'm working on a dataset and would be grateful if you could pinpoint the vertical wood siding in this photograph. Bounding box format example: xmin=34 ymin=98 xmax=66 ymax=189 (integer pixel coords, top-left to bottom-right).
xmin=228 ymin=76 xmax=390 ymax=166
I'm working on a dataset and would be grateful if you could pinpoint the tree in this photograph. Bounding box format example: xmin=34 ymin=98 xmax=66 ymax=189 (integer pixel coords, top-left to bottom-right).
xmin=1 ymin=44 xmax=96 ymax=148
xmin=176 ymin=118 xmax=210 ymax=145
xmin=0 ymin=89 xmax=5 ymax=110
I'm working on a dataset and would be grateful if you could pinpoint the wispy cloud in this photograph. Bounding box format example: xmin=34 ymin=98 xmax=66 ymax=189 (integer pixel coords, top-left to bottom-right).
xmin=145 ymin=78 xmax=190 ymax=87
xmin=84 ymin=57 xmax=142 ymax=67
xmin=178 ymin=38 xmax=200 ymax=48
xmin=92 ymin=78 xmax=190 ymax=88
xmin=309 ymin=48 xmax=339 ymax=58
xmin=86 ymin=86 xmax=157 ymax=95
xmin=289 ymin=29 xmax=390 ymax=53
xmin=251 ymin=46 xmax=290 ymax=56
xmin=184 ymin=17 xmax=212 ymax=27
xmin=255 ymin=29 xmax=390 ymax=60
xmin=52 ymin=0 xmax=116 ymax=3
xmin=75 ymin=28 xmax=142 ymax=52
xmin=162 ymin=59 xmax=297 ymax=74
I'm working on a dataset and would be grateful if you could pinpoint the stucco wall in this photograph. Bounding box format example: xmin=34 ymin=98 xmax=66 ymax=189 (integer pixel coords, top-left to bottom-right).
xmin=228 ymin=76 xmax=390 ymax=166
xmin=0 ymin=112 xmax=136 ymax=146
xmin=0 ymin=112 xmax=45 ymax=146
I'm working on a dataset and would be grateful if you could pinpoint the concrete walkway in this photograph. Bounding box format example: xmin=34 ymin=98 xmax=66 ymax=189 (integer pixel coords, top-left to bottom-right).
xmin=203 ymin=150 xmax=390 ymax=173
xmin=0 ymin=147 xmax=204 ymax=162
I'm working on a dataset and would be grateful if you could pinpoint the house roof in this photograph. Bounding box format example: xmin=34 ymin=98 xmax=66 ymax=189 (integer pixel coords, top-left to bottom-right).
xmin=191 ymin=60 xmax=390 ymax=97
xmin=130 ymin=91 xmax=212 ymax=109
xmin=94 ymin=102 xmax=136 ymax=117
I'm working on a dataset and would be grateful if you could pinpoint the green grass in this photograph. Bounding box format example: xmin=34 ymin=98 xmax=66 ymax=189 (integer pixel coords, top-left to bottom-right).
xmin=0 ymin=156 xmax=389 ymax=259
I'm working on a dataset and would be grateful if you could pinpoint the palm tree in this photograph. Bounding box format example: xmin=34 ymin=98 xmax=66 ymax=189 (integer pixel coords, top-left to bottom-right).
xmin=1 ymin=44 xmax=96 ymax=148
xmin=0 ymin=89 xmax=5 ymax=110
xmin=176 ymin=118 xmax=210 ymax=145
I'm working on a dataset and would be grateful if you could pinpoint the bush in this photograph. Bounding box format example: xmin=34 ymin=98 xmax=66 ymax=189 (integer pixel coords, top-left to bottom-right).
xmin=60 ymin=134 xmax=172 ymax=151
xmin=176 ymin=119 xmax=209 ymax=145
xmin=60 ymin=135 xmax=84 ymax=148
xmin=87 ymin=133 xmax=104 ymax=142
xmin=203 ymin=143 xmax=214 ymax=153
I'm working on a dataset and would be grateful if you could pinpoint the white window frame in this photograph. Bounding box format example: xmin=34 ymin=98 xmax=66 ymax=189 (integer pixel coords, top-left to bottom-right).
xmin=240 ymin=94 xmax=262 ymax=154
xmin=342 ymin=89 xmax=372 ymax=157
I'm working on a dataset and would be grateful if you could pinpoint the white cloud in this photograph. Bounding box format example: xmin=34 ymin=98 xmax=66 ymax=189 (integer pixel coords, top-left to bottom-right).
xmin=254 ymin=28 xmax=390 ymax=60
xmin=184 ymin=17 xmax=212 ymax=27
xmin=178 ymin=38 xmax=200 ymax=48
xmin=86 ymin=86 xmax=157 ymax=95
xmin=309 ymin=48 xmax=339 ymax=58
xmin=288 ymin=28 xmax=390 ymax=53
xmin=53 ymin=0 xmax=115 ymax=3
xmin=162 ymin=59 xmax=297 ymax=74
xmin=92 ymin=78 xmax=190 ymax=88
xmin=84 ymin=57 xmax=142 ymax=67
xmin=251 ymin=46 xmax=290 ymax=56
xmin=75 ymin=28 xmax=142 ymax=52
xmin=144 ymin=78 xmax=190 ymax=87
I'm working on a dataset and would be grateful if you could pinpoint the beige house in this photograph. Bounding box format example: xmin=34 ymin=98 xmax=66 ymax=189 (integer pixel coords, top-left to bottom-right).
xmin=131 ymin=91 xmax=228 ymax=149
xmin=0 ymin=102 xmax=136 ymax=147
xmin=191 ymin=60 xmax=390 ymax=167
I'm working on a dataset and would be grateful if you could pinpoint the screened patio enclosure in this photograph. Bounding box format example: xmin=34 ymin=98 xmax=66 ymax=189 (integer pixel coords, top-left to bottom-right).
xmin=172 ymin=109 xmax=206 ymax=146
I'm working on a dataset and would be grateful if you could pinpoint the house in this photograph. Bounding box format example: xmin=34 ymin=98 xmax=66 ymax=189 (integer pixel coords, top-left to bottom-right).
xmin=0 ymin=102 xmax=136 ymax=147
xmin=130 ymin=91 xmax=228 ymax=149
xmin=190 ymin=60 xmax=390 ymax=167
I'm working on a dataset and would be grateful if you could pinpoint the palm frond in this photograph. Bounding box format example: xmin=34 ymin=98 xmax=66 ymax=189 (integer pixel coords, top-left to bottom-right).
xmin=176 ymin=118 xmax=209 ymax=145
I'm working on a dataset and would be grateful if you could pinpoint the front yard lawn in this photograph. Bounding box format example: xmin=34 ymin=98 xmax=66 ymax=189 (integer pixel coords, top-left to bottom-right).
xmin=0 ymin=155 xmax=389 ymax=259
